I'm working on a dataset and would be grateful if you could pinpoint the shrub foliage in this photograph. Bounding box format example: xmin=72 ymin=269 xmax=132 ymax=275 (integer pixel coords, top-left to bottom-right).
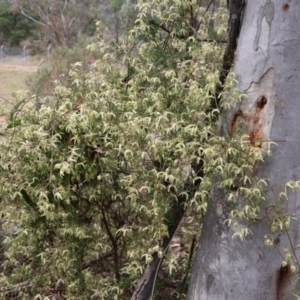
xmin=0 ymin=0 xmax=262 ymax=299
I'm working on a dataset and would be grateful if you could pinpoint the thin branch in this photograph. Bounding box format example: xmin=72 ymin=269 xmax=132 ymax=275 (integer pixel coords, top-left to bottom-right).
xmin=63 ymin=0 xmax=68 ymax=11
xmin=149 ymin=19 xmax=226 ymax=43
xmin=19 ymin=7 xmax=47 ymax=28
xmin=178 ymin=235 xmax=197 ymax=297
xmin=101 ymin=205 xmax=121 ymax=281
xmin=149 ymin=19 xmax=170 ymax=34
xmin=196 ymin=0 xmax=214 ymax=32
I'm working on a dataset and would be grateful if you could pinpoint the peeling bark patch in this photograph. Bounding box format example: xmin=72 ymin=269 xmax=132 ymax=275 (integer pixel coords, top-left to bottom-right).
xmin=257 ymin=17 xmax=270 ymax=57
xmin=276 ymin=264 xmax=291 ymax=300
xmin=282 ymin=3 xmax=290 ymax=11
xmin=254 ymin=0 xmax=274 ymax=54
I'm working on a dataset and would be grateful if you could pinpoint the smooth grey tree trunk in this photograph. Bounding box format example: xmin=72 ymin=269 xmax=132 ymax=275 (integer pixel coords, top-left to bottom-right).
xmin=188 ymin=1 xmax=300 ymax=299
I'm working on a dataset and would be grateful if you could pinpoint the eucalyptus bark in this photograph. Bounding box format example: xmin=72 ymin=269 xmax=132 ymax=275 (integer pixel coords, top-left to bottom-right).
xmin=188 ymin=1 xmax=300 ymax=299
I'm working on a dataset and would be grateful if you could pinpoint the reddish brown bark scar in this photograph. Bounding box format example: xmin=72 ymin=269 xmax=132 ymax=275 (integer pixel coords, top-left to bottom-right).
xmin=276 ymin=264 xmax=291 ymax=300
xmin=230 ymin=109 xmax=244 ymax=137
xmin=248 ymin=96 xmax=268 ymax=147
xmin=256 ymin=95 xmax=268 ymax=109
xmin=230 ymin=95 xmax=268 ymax=147
xmin=282 ymin=3 xmax=290 ymax=11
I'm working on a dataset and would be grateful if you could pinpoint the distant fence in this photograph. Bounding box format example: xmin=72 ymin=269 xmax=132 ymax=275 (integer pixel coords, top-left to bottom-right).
xmin=0 ymin=44 xmax=51 ymax=66
xmin=0 ymin=45 xmax=30 ymax=61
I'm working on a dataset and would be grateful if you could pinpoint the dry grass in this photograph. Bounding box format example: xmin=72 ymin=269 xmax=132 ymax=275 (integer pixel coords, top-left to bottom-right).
xmin=0 ymin=56 xmax=40 ymax=116
xmin=0 ymin=71 xmax=30 ymax=97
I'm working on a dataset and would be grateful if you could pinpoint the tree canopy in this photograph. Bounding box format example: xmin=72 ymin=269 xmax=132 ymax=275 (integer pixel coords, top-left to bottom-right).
xmin=0 ymin=1 xmax=37 ymax=45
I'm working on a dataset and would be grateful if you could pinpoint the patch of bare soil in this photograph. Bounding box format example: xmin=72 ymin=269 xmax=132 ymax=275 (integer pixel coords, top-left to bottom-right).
xmin=0 ymin=65 xmax=38 ymax=72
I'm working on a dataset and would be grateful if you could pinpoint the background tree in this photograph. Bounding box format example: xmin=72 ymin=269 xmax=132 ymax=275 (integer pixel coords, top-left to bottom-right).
xmin=0 ymin=0 xmax=37 ymax=45
xmin=188 ymin=1 xmax=300 ymax=299
xmin=98 ymin=0 xmax=138 ymax=42
xmin=11 ymin=0 xmax=100 ymax=46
